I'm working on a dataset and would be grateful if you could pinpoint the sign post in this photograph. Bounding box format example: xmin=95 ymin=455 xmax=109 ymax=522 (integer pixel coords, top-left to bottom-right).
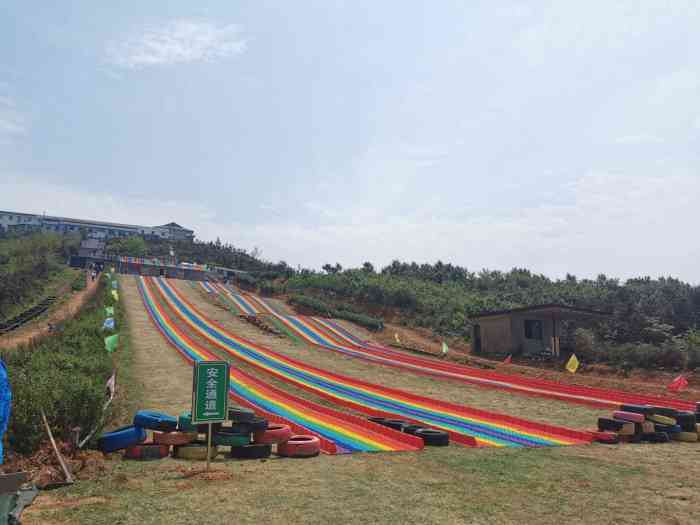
xmin=191 ymin=361 xmax=229 ymax=471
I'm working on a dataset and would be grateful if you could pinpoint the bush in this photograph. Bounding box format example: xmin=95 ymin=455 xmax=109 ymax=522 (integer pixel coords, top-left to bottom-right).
xmin=289 ymin=294 xmax=384 ymax=332
xmin=71 ymin=272 xmax=86 ymax=291
xmin=1 ymin=281 xmax=115 ymax=454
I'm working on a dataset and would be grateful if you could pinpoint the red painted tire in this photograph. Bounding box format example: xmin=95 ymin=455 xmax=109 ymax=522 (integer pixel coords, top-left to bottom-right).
xmin=124 ymin=442 xmax=170 ymax=460
xmin=592 ymin=431 xmax=619 ymax=444
xmin=276 ymin=435 xmax=321 ymax=458
xmin=612 ymin=411 xmax=644 ymax=424
xmin=153 ymin=431 xmax=198 ymax=446
xmin=253 ymin=424 xmax=293 ymax=445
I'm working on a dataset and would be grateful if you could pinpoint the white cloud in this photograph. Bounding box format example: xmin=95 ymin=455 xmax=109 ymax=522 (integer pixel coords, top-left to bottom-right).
xmin=106 ymin=19 xmax=247 ymax=69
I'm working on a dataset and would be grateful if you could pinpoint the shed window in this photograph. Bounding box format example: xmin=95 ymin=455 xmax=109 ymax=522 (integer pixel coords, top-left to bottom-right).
xmin=524 ymin=320 xmax=543 ymax=340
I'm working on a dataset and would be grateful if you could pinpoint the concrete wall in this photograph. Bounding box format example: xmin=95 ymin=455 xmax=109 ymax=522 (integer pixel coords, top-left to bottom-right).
xmin=475 ymin=315 xmax=512 ymax=355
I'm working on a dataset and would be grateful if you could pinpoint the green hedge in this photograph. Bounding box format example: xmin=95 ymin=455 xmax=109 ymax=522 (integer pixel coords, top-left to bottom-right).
xmin=288 ymin=294 xmax=384 ymax=332
xmin=1 ymin=277 xmax=117 ymax=454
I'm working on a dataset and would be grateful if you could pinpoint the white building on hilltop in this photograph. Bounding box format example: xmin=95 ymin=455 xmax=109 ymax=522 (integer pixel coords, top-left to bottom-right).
xmin=0 ymin=210 xmax=194 ymax=241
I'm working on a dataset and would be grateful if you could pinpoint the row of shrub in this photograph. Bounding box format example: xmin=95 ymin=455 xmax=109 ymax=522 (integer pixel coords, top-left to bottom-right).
xmin=1 ymin=275 xmax=121 ymax=454
xmin=574 ymin=328 xmax=700 ymax=372
xmin=288 ymin=294 xmax=384 ymax=332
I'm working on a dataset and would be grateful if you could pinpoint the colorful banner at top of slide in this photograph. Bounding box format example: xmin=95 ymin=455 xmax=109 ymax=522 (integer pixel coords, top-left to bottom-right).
xmin=152 ymin=277 xmax=590 ymax=448
xmin=138 ymin=277 xmax=422 ymax=454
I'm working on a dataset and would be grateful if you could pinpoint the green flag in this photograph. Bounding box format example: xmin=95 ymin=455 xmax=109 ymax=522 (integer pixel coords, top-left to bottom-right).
xmin=112 ymin=290 xmax=119 ymax=302
xmin=105 ymin=334 xmax=119 ymax=353
xmin=441 ymin=341 xmax=449 ymax=355
xmin=105 ymin=306 xmax=114 ymax=317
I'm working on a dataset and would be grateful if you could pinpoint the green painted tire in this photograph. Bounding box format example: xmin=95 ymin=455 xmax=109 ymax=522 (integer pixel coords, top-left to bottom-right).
xmin=178 ymin=412 xmax=197 ymax=433
xmin=212 ymin=431 xmax=251 ymax=447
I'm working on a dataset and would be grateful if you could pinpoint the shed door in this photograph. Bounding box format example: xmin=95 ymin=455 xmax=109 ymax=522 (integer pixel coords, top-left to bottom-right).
xmin=473 ymin=324 xmax=481 ymax=354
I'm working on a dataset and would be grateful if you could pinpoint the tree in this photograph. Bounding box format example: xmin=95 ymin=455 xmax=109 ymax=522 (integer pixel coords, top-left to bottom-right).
xmin=362 ymin=261 xmax=375 ymax=274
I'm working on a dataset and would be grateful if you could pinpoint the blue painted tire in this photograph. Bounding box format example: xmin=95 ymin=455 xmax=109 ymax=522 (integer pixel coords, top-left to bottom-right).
xmin=98 ymin=425 xmax=147 ymax=453
xmin=133 ymin=410 xmax=178 ymax=432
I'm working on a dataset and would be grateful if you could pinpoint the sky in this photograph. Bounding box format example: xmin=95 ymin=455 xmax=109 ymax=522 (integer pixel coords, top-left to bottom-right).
xmin=1 ymin=1 xmax=699 ymax=282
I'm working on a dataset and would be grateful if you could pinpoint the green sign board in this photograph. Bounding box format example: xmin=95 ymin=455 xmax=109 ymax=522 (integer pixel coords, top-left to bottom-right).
xmin=191 ymin=361 xmax=229 ymax=424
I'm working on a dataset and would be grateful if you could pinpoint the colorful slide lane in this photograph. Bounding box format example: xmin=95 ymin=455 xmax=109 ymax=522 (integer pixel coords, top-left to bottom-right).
xmin=228 ymin=292 xmax=695 ymax=412
xmin=154 ymin=277 xmax=591 ymax=448
xmin=138 ymin=277 xmax=423 ymax=454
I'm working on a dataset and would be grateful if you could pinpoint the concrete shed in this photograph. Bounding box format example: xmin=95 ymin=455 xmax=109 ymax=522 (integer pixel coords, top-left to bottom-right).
xmin=470 ymin=304 xmax=610 ymax=357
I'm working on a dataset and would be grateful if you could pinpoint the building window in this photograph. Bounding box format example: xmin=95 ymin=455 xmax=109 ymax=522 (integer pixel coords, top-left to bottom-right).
xmin=524 ymin=320 xmax=543 ymax=340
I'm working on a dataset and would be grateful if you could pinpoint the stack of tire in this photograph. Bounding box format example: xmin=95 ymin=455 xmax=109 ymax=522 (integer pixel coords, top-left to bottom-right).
xmin=368 ymin=417 xmax=450 ymax=446
xmin=593 ymin=405 xmax=698 ymax=445
xmin=97 ymin=410 xmax=197 ymax=460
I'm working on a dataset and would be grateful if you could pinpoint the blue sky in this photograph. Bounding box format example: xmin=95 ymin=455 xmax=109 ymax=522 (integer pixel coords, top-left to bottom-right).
xmin=1 ymin=1 xmax=699 ymax=281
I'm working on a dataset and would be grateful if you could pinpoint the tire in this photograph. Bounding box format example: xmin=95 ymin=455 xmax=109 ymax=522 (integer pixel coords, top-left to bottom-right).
xmin=227 ymin=443 xmax=272 ymax=460
xmin=133 ymin=410 xmax=178 ymax=432
xmin=620 ymin=404 xmax=652 ymax=415
xmin=196 ymin=422 xmax=223 ymax=434
xmin=212 ymin=430 xmax=251 ymax=447
xmin=415 ymin=428 xmax=450 ymax=447
xmin=654 ymin=424 xmax=682 ymax=434
xmin=98 ymin=425 xmax=147 ymax=453
xmin=381 ymin=419 xmax=408 ymax=431
xmin=247 ymin=416 xmax=269 ymax=433
xmin=649 ymin=406 xmax=679 ymax=418
xmin=253 ymin=424 xmax=293 ymax=445
xmin=675 ymin=412 xmax=697 ymax=432
xmin=647 ymin=414 xmax=676 ymax=426
xmin=597 ymin=418 xmax=625 ymax=432
xmin=403 ymin=424 xmax=426 ymax=435
xmin=173 ymin=442 xmax=219 ymax=461
xmin=178 ymin=412 xmax=197 ymax=432
xmin=592 ymin=431 xmax=619 ymax=444
xmin=277 ymin=435 xmax=321 ymax=458
xmin=615 ymin=422 xmax=636 ymax=436
xmin=643 ymin=432 xmax=670 ymax=443
xmin=153 ymin=431 xmax=198 ymax=446
xmin=228 ymin=406 xmax=256 ymax=423
xmin=124 ymin=442 xmax=170 ymax=460
xmin=618 ymin=433 xmax=642 ymax=444
xmin=642 ymin=421 xmax=655 ymax=434
xmin=612 ymin=411 xmax=645 ymax=424
xmin=674 ymin=431 xmax=698 ymax=443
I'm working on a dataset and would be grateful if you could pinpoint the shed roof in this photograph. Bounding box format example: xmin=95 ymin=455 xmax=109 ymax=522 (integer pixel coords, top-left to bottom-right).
xmin=471 ymin=303 xmax=611 ymax=320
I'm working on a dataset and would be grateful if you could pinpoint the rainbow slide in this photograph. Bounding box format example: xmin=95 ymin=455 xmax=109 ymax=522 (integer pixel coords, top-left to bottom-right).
xmin=154 ymin=277 xmax=591 ymax=448
xmin=138 ymin=277 xmax=423 ymax=454
xmin=219 ymin=289 xmax=695 ymax=412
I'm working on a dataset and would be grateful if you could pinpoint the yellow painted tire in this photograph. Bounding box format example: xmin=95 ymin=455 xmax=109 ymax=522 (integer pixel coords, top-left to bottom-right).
xmin=174 ymin=443 xmax=219 ymax=460
xmin=674 ymin=432 xmax=698 ymax=443
xmin=647 ymin=414 xmax=676 ymax=426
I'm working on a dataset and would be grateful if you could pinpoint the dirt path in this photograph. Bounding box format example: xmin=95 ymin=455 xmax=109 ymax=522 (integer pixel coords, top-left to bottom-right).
xmin=0 ymin=271 xmax=100 ymax=350
xmin=120 ymin=275 xmax=193 ymax=416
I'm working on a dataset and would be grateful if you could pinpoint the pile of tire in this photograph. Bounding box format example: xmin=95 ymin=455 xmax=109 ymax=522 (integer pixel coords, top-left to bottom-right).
xmin=367 ymin=417 xmax=450 ymax=446
xmin=593 ymin=405 xmax=698 ymax=445
xmin=97 ymin=406 xmax=323 ymax=461
xmin=97 ymin=410 xmax=196 ymax=460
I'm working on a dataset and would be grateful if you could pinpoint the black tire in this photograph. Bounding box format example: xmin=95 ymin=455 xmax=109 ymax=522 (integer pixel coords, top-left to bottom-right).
xmin=649 ymin=406 xmax=679 ymax=418
xmin=225 ymin=421 xmax=255 ymax=434
xmin=228 ymin=406 xmax=256 ymax=423
xmin=597 ymin=418 xmax=625 ymax=432
xmin=227 ymin=443 xmax=272 ymax=460
xmin=248 ymin=416 xmax=269 ymax=433
xmin=381 ymin=419 xmax=408 ymax=431
xmin=675 ymin=412 xmax=697 ymax=432
xmin=620 ymin=404 xmax=652 ymax=415
xmin=644 ymin=432 xmax=670 ymax=443
xmin=654 ymin=423 xmax=681 ymax=434
xmin=197 ymin=422 xmax=223 ymax=433
xmin=403 ymin=424 xmax=425 ymax=435
xmin=415 ymin=428 xmax=449 ymax=446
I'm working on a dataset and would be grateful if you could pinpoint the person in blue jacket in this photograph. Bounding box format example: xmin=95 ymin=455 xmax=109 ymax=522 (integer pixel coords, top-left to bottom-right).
xmin=0 ymin=360 xmax=12 ymax=464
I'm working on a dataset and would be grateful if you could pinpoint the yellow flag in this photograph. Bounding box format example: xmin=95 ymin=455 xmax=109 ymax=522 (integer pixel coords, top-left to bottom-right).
xmin=394 ymin=333 xmax=401 ymax=345
xmin=566 ymin=353 xmax=579 ymax=374
xmin=112 ymin=290 xmax=120 ymax=302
